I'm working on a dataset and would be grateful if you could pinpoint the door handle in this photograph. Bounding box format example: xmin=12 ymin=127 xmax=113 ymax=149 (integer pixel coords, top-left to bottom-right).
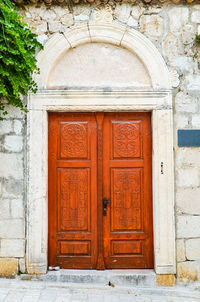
xmin=103 ymin=197 xmax=110 ymax=216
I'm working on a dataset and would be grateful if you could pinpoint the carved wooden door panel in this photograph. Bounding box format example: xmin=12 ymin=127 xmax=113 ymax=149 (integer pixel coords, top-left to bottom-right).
xmin=48 ymin=113 xmax=98 ymax=269
xmin=48 ymin=112 xmax=153 ymax=269
xmin=102 ymin=113 xmax=153 ymax=269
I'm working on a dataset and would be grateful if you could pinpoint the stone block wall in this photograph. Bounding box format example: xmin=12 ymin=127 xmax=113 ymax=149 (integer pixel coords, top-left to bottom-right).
xmin=0 ymin=103 xmax=26 ymax=277
xmin=175 ymin=93 xmax=200 ymax=283
xmin=0 ymin=0 xmax=200 ymax=282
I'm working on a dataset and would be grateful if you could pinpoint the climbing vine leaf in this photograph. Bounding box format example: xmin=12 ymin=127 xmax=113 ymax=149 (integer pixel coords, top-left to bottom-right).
xmin=0 ymin=0 xmax=43 ymax=119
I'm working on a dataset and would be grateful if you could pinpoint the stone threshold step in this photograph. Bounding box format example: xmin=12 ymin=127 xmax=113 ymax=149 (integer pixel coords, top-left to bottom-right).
xmin=20 ymin=269 xmax=156 ymax=287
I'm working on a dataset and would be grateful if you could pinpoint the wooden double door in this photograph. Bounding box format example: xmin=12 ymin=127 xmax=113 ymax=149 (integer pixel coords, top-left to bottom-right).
xmin=48 ymin=112 xmax=153 ymax=269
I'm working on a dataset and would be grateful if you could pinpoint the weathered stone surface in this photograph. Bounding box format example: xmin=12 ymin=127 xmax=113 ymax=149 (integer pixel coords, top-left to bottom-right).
xmin=0 ymin=121 xmax=13 ymax=135
xmin=24 ymin=6 xmax=46 ymax=20
xmin=191 ymin=114 xmax=200 ymax=127
xmin=3 ymin=106 xmax=24 ymax=119
xmin=176 ymin=239 xmax=185 ymax=262
xmin=175 ymin=92 xmax=199 ymax=113
xmin=0 ymin=239 xmax=25 ymax=257
xmin=176 ymin=101 xmax=198 ymax=113
xmin=43 ymin=10 xmax=57 ymax=20
xmin=74 ymin=13 xmax=89 ymax=22
xmin=19 ymin=258 xmax=26 ymax=274
xmin=60 ymin=14 xmax=74 ymax=26
xmin=169 ymin=7 xmax=189 ymax=33
xmin=171 ymin=56 xmax=196 ymax=73
xmin=177 ymin=168 xmax=199 ymax=187
xmin=185 ymin=75 xmax=200 ymax=91
xmin=0 ymin=153 xmax=23 ymax=180
xmin=182 ymin=24 xmax=196 ymax=45
xmin=185 ymin=239 xmax=200 ymax=260
xmin=10 ymin=199 xmax=24 ymax=218
xmin=156 ymin=274 xmax=175 ymax=286
xmin=37 ymin=34 xmax=49 ymax=45
xmin=48 ymin=43 xmax=151 ymax=89
xmin=53 ymin=6 xmax=69 ymax=19
xmin=30 ymin=21 xmax=47 ymax=35
xmin=4 ymin=136 xmax=23 ymax=153
xmin=73 ymin=6 xmax=90 ymax=18
xmin=13 ymin=120 xmax=23 ymax=135
xmin=127 ymin=16 xmax=138 ymax=27
xmin=177 ymin=261 xmax=198 ymax=283
xmin=140 ymin=15 xmax=163 ymax=38
xmin=2 ymin=179 xmax=23 ymax=198
xmin=131 ymin=6 xmax=143 ymax=20
xmin=0 ymin=199 xmax=10 ymax=219
xmin=191 ymin=10 xmax=200 ymax=23
xmin=0 ymin=258 xmax=18 ymax=278
xmin=176 ymin=149 xmax=200 ymax=166
xmin=114 ymin=4 xmax=131 ymax=23
xmin=48 ymin=20 xmax=63 ymax=32
xmin=0 ymin=219 xmax=25 ymax=239
xmin=1 ymin=280 xmax=200 ymax=301
xmin=34 ymin=270 xmax=156 ymax=286
xmin=176 ymin=188 xmax=200 ymax=215
xmin=177 ymin=216 xmax=200 ymax=238
xmin=162 ymin=33 xmax=183 ymax=61
xmin=174 ymin=114 xmax=189 ymax=128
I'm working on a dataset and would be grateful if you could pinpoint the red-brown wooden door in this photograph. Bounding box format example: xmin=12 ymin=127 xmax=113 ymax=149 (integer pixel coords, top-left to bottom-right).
xmin=48 ymin=112 xmax=153 ymax=269
xmin=48 ymin=113 xmax=98 ymax=269
xmin=102 ymin=113 xmax=153 ymax=269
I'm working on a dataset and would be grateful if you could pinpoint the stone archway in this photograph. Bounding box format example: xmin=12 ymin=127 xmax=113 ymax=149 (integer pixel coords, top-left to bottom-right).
xmin=26 ymin=21 xmax=175 ymax=276
xmin=35 ymin=22 xmax=171 ymax=90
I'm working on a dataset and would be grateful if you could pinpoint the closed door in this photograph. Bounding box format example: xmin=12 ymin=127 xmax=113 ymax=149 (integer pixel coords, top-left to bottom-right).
xmin=48 ymin=112 xmax=153 ymax=269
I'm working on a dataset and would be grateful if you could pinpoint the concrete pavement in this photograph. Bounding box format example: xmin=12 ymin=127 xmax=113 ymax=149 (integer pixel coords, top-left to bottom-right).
xmin=0 ymin=279 xmax=200 ymax=302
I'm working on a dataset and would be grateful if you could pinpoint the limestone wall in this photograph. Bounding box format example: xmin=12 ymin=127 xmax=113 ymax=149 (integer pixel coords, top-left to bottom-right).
xmin=0 ymin=1 xmax=200 ymax=282
xmin=0 ymin=103 xmax=25 ymax=276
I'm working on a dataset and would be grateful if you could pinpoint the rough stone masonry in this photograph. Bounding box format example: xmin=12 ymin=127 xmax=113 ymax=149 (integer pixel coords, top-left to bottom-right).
xmin=1 ymin=0 xmax=200 ymax=284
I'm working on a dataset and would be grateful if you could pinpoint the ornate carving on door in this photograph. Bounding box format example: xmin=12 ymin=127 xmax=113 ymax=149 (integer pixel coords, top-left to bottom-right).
xmin=48 ymin=112 xmax=153 ymax=269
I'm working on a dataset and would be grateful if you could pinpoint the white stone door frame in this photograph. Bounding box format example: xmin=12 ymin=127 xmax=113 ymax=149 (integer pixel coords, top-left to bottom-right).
xmin=26 ymin=21 xmax=175 ymax=275
xmin=27 ymin=90 xmax=175 ymax=275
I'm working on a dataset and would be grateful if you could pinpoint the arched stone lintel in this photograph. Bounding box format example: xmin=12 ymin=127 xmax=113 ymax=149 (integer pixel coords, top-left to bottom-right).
xmin=36 ymin=22 xmax=171 ymax=90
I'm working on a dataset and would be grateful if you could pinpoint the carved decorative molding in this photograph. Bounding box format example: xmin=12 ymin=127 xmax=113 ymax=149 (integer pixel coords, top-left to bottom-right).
xmin=169 ymin=69 xmax=180 ymax=88
xmin=92 ymin=6 xmax=113 ymax=24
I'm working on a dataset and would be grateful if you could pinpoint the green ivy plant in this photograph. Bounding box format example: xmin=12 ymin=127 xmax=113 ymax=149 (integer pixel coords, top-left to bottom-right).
xmin=0 ymin=0 xmax=43 ymax=120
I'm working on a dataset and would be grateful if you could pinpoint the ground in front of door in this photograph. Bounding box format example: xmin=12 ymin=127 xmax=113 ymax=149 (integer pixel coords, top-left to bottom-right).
xmin=0 ymin=279 xmax=200 ymax=302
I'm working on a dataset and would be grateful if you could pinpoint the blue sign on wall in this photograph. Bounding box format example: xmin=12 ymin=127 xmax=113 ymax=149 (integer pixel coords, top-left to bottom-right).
xmin=178 ymin=130 xmax=200 ymax=147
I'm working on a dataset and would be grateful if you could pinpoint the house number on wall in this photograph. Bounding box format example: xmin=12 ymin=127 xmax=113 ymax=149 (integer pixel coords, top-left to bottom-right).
xmin=161 ymin=162 xmax=164 ymax=175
